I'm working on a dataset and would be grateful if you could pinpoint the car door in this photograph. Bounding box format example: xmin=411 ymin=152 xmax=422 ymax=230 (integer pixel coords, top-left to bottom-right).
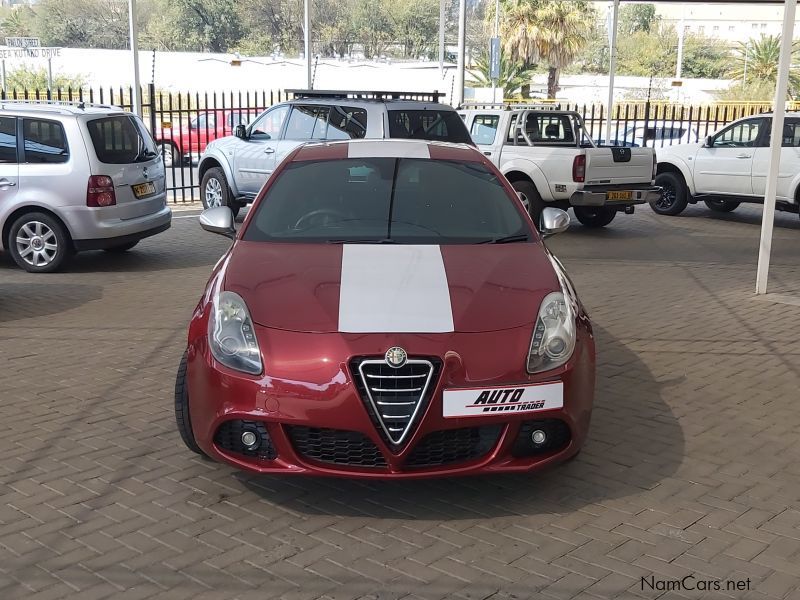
xmin=692 ymin=118 xmax=765 ymax=196
xmin=751 ymin=117 xmax=800 ymax=201
xmin=0 ymin=116 xmax=19 ymax=209
xmin=233 ymin=104 xmax=289 ymax=196
xmin=277 ymin=104 xmax=330 ymax=161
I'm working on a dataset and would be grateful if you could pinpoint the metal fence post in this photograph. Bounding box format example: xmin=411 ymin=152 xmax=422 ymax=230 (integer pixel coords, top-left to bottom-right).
xmin=148 ymin=83 xmax=157 ymax=136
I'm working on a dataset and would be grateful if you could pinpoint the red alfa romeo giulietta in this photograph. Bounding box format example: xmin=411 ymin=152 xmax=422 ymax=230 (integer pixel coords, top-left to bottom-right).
xmin=175 ymin=138 xmax=595 ymax=478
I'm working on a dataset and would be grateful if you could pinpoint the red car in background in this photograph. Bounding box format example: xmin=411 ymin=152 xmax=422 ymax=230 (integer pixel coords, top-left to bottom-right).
xmin=154 ymin=108 xmax=259 ymax=166
xmin=175 ymin=139 xmax=596 ymax=478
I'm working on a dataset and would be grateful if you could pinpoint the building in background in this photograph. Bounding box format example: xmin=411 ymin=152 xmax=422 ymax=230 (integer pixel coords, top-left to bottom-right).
xmin=656 ymin=2 xmax=800 ymax=42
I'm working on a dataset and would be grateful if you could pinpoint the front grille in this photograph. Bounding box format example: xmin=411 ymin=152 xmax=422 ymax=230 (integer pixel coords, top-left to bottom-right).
xmin=287 ymin=426 xmax=387 ymax=468
xmin=214 ymin=420 xmax=277 ymax=460
xmin=404 ymin=425 xmax=503 ymax=468
xmin=351 ymin=358 xmax=440 ymax=446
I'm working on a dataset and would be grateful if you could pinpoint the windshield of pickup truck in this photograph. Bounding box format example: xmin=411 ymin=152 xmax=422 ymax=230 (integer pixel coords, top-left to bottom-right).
xmin=243 ymin=157 xmax=530 ymax=244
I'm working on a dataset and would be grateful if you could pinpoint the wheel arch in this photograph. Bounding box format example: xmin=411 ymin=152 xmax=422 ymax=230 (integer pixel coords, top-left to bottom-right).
xmin=198 ymin=153 xmax=239 ymax=197
xmin=2 ymin=205 xmax=73 ymax=252
xmin=502 ymin=162 xmax=550 ymax=200
xmin=657 ymin=160 xmax=695 ymax=195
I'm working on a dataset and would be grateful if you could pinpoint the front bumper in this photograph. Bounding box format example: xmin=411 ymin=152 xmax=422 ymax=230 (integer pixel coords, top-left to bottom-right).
xmin=185 ymin=324 xmax=595 ymax=479
xmin=570 ymin=186 xmax=661 ymax=207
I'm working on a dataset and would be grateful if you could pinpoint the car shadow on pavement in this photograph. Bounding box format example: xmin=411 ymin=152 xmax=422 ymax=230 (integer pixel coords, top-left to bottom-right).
xmin=680 ymin=204 xmax=800 ymax=229
xmin=0 ymin=282 xmax=103 ymax=323
xmin=238 ymin=325 xmax=685 ymax=519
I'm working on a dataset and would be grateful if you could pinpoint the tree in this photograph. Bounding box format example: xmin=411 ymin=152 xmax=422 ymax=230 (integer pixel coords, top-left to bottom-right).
xmin=681 ymin=33 xmax=734 ymax=79
xmin=6 ymin=66 xmax=86 ymax=92
xmin=390 ymin=0 xmax=439 ymax=59
xmin=619 ymin=3 xmax=658 ymax=35
xmin=490 ymin=0 xmax=594 ymax=99
xmin=468 ymin=52 xmax=535 ymax=97
xmin=728 ymin=35 xmax=800 ymax=97
xmin=616 ymin=25 xmax=676 ymax=78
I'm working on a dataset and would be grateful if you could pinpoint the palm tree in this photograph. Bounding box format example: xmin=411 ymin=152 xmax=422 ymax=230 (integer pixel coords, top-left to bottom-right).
xmin=729 ymin=35 xmax=800 ymax=97
xmin=468 ymin=52 xmax=536 ymax=98
xmin=488 ymin=0 xmax=594 ymax=99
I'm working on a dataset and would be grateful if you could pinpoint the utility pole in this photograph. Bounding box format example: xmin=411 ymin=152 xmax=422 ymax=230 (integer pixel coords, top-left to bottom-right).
xmin=128 ymin=0 xmax=142 ymax=116
xmin=604 ymin=0 xmax=619 ymax=143
xmin=439 ymin=0 xmax=445 ymax=76
xmin=455 ymin=0 xmax=466 ymax=106
xmin=491 ymin=0 xmax=500 ymax=102
xmin=304 ymin=0 xmax=312 ymax=89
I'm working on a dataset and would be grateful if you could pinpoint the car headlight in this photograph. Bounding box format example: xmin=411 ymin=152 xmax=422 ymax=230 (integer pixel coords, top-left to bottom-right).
xmin=526 ymin=291 xmax=577 ymax=374
xmin=208 ymin=290 xmax=262 ymax=375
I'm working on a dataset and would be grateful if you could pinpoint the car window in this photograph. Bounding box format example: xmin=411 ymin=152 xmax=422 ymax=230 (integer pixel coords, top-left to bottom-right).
xmin=193 ymin=113 xmax=216 ymax=130
xmin=243 ymin=158 xmax=530 ymax=244
xmin=761 ymin=118 xmax=800 ymax=147
xmin=387 ymin=110 xmax=473 ymax=144
xmin=250 ymin=105 xmax=289 ymax=140
xmin=712 ymin=119 xmax=763 ymax=148
xmin=23 ymin=119 xmax=69 ymax=164
xmin=326 ymin=106 xmax=367 ymax=140
xmin=0 ymin=116 xmax=17 ymax=163
xmin=228 ymin=111 xmax=255 ymax=127
xmin=86 ymin=115 xmax=157 ymax=164
xmin=470 ymin=114 xmax=500 ymax=145
xmin=285 ymin=105 xmax=330 ymax=141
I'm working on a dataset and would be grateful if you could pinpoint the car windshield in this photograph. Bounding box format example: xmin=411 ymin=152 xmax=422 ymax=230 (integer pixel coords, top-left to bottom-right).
xmin=242 ymin=157 xmax=531 ymax=244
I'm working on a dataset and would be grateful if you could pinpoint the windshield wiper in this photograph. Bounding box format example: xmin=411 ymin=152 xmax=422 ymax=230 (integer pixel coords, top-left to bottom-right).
xmin=476 ymin=234 xmax=530 ymax=244
xmin=326 ymin=238 xmax=396 ymax=244
xmin=135 ymin=149 xmax=158 ymax=162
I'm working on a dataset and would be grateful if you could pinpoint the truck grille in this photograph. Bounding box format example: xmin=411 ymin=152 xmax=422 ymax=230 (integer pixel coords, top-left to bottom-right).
xmin=404 ymin=425 xmax=502 ymax=468
xmin=286 ymin=426 xmax=387 ymax=468
xmin=351 ymin=358 xmax=439 ymax=446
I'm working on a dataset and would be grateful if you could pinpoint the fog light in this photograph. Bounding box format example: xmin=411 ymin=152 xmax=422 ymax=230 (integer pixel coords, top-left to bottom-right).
xmin=531 ymin=429 xmax=547 ymax=445
xmin=241 ymin=430 xmax=260 ymax=450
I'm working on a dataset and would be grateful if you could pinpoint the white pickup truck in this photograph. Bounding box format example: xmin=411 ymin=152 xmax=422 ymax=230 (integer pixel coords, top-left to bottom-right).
xmin=459 ymin=104 xmax=661 ymax=227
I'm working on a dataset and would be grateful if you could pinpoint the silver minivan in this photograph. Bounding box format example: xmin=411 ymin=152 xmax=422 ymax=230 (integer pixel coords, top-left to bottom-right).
xmin=0 ymin=101 xmax=171 ymax=272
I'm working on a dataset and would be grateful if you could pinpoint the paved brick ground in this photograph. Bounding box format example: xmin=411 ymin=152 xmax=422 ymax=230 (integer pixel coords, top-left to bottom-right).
xmin=1 ymin=204 xmax=799 ymax=600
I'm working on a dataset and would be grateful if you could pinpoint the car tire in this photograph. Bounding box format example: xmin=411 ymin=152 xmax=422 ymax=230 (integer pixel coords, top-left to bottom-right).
xmin=511 ymin=180 xmax=545 ymax=224
xmin=7 ymin=211 xmax=72 ymax=273
xmin=103 ymin=241 xmax=139 ymax=253
xmin=201 ymin=167 xmax=240 ymax=218
xmin=573 ymin=206 xmax=617 ymax=228
xmin=159 ymin=142 xmax=180 ymax=168
xmin=652 ymin=172 xmax=689 ymax=216
xmin=704 ymin=199 xmax=740 ymax=213
xmin=175 ymin=350 xmax=206 ymax=456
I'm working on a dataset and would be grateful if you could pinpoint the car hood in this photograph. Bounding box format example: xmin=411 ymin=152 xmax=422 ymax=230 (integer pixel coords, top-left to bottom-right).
xmin=224 ymin=242 xmax=560 ymax=334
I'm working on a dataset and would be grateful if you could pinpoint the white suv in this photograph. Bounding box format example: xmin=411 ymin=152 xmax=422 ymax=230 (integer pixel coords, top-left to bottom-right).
xmin=0 ymin=101 xmax=171 ymax=272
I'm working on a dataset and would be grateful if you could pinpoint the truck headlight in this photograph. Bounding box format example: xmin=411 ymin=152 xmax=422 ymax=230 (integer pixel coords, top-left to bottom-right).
xmin=208 ymin=290 xmax=262 ymax=375
xmin=526 ymin=291 xmax=576 ymax=374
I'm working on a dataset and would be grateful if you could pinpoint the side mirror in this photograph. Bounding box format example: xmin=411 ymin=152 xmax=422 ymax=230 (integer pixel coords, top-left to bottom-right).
xmin=539 ymin=207 xmax=570 ymax=238
xmin=517 ymin=191 xmax=530 ymax=212
xmin=703 ymin=135 xmax=713 ymax=148
xmin=235 ymin=124 xmax=248 ymax=139
xmin=199 ymin=207 xmax=236 ymax=239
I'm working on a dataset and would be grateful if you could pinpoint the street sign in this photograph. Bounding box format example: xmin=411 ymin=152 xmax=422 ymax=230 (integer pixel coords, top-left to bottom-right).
xmin=489 ymin=37 xmax=500 ymax=80
xmin=5 ymin=37 xmax=40 ymax=48
xmin=671 ymin=80 xmax=683 ymax=87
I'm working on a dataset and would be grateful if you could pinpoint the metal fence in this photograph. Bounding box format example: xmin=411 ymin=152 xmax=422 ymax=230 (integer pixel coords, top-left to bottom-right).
xmin=0 ymin=85 xmax=783 ymax=203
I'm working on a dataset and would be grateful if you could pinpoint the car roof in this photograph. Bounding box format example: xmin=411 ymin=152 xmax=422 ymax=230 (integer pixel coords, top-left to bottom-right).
xmin=292 ymin=139 xmax=482 ymax=163
xmin=0 ymin=101 xmax=128 ymax=117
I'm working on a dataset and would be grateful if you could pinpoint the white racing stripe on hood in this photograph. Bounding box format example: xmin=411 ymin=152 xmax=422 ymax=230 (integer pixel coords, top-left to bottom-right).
xmin=338 ymin=245 xmax=454 ymax=333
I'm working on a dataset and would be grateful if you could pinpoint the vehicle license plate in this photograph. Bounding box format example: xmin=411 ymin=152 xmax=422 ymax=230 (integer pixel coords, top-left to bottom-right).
xmin=607 ymin=190 xmax=633 ymax=201
xmin=132 ymin=182 xmax=156 ymax=198
xmin=443 ymin=382 xmax=563 ymax=417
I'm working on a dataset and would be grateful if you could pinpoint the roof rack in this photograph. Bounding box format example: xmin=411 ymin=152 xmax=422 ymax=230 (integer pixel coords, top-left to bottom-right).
xmin=0 ymin=99 xmax=117 ymax=110
xmin=286 ymin=89 xmax=445 ymax=102
xmin=459 ymin=102 xmax=560 ymax=111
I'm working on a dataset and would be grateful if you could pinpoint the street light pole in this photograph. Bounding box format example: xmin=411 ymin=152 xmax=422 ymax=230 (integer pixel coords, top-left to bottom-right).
xmin=492 ymin=0 xmax=500 ymax=102
xmin=604 ymin=0 xmax=619 ymax=143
